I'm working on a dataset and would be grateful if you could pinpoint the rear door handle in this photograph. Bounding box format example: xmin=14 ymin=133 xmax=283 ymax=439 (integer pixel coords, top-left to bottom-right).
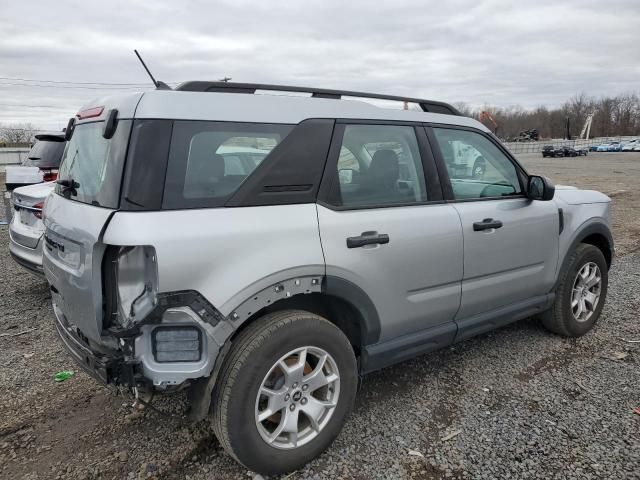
xmin=346 ymin=231 xmax=390 ymax=248
xmin=473 ymin=218 xmax=503 ymax=231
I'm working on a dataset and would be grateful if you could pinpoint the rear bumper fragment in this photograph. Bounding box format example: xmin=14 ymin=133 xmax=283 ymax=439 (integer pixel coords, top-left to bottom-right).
xmin=53 ymin=306 xmax=124 ymax=385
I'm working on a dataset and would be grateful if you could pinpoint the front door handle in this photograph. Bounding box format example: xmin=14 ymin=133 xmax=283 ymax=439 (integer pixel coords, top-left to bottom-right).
xmin=347 ymin=231 xmax=390 ymax=248
xmin=473 ymin=218 xmax=503 ymax=231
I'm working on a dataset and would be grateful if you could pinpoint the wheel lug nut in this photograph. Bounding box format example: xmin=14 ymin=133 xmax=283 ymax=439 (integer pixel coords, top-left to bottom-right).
xmin=292 ymin=382 xmax=298 ymax=389
xmin=284 ymin=393 xmax=290 ymax=401
xmin=290 ymin=404 xmax=296 ymax=411
xmin=302 ymin=384 xmax=308 ymax=391
xmin=301 ymin=397 xmax=308 ymax=405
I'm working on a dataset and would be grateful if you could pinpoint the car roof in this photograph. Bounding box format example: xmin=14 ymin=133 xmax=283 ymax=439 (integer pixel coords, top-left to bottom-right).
xmin=76 ymin=89 xmax=490 ymax=132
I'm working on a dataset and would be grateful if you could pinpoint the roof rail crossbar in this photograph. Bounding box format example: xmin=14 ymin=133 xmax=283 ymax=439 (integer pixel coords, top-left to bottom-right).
xmin=175 ymin=81 xmax=461 ymax=115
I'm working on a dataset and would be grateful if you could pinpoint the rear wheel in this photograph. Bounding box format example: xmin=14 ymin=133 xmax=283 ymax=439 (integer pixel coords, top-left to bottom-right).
xmin=541 ymin=243 xmax=608 ymax=337
xmin=211 ymin=310 xmax=358 ymax=475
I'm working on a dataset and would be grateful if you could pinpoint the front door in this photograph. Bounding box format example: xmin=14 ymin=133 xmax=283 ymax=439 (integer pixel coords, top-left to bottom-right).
xmin=429 ymin=126 xmax=559 ymax=320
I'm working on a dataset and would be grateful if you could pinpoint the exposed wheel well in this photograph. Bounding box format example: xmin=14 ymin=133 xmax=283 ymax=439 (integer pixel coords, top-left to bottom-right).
xmin=228 ymin=293 xmax=364 ymax=356
xmin=581 ymin=233 xmax=612 ymax=267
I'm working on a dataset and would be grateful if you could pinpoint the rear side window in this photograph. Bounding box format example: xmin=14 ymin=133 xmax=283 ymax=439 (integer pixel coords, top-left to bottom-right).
xmin=55 ymin=120 xmax=131 ymax=208
xmin=163 ymin=122 xmax=292 ymax=208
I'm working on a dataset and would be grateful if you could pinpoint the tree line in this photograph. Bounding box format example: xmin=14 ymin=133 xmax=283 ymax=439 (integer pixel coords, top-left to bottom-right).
xmin=2 ymin=92 xmax=640 ymax=145
xmin=455 ymin=92 xmax=640 ymax=140
xmin=0 ymin=122 xmax=38 ymax=146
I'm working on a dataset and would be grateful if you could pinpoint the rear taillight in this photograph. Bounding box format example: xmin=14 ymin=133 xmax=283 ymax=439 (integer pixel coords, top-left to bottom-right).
xmin=42 ymin=171 xmax=58 ymax=182
xmin=33 ymin=202 xmax=44 ymax=219
xmin=103 ymin=246 xmax=158 ymax=330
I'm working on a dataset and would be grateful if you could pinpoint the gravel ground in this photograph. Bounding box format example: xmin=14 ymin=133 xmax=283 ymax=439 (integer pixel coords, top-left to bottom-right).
xmin=1 ymin=154 xmax=639 ymax=480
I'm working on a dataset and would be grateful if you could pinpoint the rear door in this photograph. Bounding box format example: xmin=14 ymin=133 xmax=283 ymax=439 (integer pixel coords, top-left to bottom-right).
xmin=317 ymin=122 xmax=463 ymax=343
xmin=428 ymin=126 xmax=559 ymax=322
xmin=43 ymin=118 xmax=132 ymax=343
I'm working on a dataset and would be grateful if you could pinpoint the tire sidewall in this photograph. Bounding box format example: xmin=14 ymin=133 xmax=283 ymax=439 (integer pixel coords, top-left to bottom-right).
xmin=220 ymin=316 xmax=357 ymax=475
xmin=559 ymin=246 xmax=608 ymax=336
xmin=472 ymin=158 xmax=486 ymax=178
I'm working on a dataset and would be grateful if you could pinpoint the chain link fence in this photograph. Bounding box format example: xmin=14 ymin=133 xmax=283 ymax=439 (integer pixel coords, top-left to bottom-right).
xmin=503 ymin=136 xmax=637 ymax=154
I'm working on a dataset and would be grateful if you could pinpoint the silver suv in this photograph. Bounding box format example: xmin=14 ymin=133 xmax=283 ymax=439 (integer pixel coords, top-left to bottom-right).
xmin=43 ymin=83 xmax=612 ymax=475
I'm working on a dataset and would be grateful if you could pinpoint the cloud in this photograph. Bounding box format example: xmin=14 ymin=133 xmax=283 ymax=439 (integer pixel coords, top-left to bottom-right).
xmin=1 ymin=0 xmax=638 ymax=128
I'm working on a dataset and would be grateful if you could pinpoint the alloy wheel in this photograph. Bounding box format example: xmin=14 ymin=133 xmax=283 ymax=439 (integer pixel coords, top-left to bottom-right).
xmin=255 ymin=346 xmax=340 ymax=449
xmin=571 ymin=262 xmax=602 ymax=322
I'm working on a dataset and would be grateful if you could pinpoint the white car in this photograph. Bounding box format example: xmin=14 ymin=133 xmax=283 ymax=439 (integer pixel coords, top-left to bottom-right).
xmin=8 ymin=181 xmax=55 ymax=275
xmin=622 ymin=140 xmax=638 ymax=151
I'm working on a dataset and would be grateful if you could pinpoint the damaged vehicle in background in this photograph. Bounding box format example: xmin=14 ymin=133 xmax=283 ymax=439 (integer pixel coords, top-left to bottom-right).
xmin=43 ymin=82 xmax=613 ymax=476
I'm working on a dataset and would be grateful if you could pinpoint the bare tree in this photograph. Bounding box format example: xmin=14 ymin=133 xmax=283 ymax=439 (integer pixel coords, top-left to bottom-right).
xmin=0 ymin=123 xmax=38 ymax=144
xmin=464 ymin=92 xmax=640 ymax=139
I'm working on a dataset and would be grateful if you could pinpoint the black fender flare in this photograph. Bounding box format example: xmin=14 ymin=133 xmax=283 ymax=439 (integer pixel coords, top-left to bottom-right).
xmin=552 ymin=221 xmax=613 ymax=291
xmin=188 ymin=275 xmax=382 ymax=421
xmin=323 ymin=275 xmax=382 ymax=346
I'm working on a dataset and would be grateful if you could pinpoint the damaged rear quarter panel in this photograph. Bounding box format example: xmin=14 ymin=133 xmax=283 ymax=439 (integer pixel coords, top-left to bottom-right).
xmin=102 ymin=204 xmax=326 ymax=316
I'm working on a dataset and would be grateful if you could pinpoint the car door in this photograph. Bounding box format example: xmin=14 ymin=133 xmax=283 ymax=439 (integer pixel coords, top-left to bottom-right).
xmin=428 ymin=126 xmax=559 ymax=325
xmin=316 ymin=122 xmax=463 ymax=346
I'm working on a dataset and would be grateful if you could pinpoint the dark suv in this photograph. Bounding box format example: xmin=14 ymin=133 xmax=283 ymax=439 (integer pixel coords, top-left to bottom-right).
xmin=5 ymin=133 xmax=65 ymax=191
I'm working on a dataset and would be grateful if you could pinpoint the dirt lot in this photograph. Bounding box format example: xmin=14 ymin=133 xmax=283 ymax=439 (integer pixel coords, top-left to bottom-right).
xmin=1 ymin=152 xmax=639 ymax=480
xmin=517 ymin=152 xmax=640 ymax=257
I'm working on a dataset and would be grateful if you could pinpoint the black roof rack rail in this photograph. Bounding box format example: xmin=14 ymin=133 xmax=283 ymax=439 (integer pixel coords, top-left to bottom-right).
xmin=175 ymin=81 xmax=461 ymax=116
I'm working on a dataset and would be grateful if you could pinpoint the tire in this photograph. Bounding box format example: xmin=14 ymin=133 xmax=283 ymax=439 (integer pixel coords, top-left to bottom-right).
xmin=472 ymin=158 xmax=486 ymax=178
xmin=541 ymin=243 xmax=608 ymax=337
xmin=211 ymin=310 xmax=358 ymax=476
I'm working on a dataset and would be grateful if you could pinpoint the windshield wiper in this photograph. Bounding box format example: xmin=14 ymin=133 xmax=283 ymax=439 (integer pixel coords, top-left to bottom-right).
xmin=56 ymin=178 xmax=80 ymax=197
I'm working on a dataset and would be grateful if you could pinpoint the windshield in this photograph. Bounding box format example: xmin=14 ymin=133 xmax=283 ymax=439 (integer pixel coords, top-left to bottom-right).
xmin=23 ymin=139 xmax=66 ymax=168
xmin=55 ymin=120 xmax=131 ymax=208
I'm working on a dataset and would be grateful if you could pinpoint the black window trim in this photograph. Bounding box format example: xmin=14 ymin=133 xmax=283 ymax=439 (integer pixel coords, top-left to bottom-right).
xmin=317 ymin=120 xmax=445 ymax=212
xmin=424 ymin=123 xmax=530 ymax=203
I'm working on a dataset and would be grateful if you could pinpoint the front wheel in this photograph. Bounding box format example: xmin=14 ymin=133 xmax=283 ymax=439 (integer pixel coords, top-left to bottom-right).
xmin=472 ymin=158 xmax=486 ymax=178
xmin=541 ymin=243 xmax=608 ymax=337
xmin=211 ymin=310 xmax=358 ymax=476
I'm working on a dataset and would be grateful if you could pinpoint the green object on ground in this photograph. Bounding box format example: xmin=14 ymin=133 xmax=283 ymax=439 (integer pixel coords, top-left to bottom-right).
xmin=54 ymin=370 xmax=75 ymax=382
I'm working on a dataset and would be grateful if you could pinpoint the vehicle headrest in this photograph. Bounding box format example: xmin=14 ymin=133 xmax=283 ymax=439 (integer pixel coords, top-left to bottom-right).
xmin=368 ymin=149 xmax=399 ymax=183
xmin=209 ymin=153 xmax=225 ymax=179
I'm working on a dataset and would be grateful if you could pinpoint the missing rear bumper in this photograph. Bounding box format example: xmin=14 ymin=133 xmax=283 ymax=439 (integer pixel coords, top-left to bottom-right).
xmin=53 ymin=306 xmax=124 ymax=385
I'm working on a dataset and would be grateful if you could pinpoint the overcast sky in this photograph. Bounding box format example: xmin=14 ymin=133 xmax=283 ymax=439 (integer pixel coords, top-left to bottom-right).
xmin=1 ymin=0 xmax=639 ymax=130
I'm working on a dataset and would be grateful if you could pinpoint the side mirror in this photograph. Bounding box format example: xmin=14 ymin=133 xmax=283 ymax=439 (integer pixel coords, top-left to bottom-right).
xmin=527 ymin=175 xmax=555 ymax=201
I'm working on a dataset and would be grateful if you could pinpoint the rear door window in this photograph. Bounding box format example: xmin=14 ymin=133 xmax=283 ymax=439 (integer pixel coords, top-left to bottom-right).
xmin=327 ymin=124 xmax=428 ymax=208
xmin=163 ymin=122 xmax=292 ymax=208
